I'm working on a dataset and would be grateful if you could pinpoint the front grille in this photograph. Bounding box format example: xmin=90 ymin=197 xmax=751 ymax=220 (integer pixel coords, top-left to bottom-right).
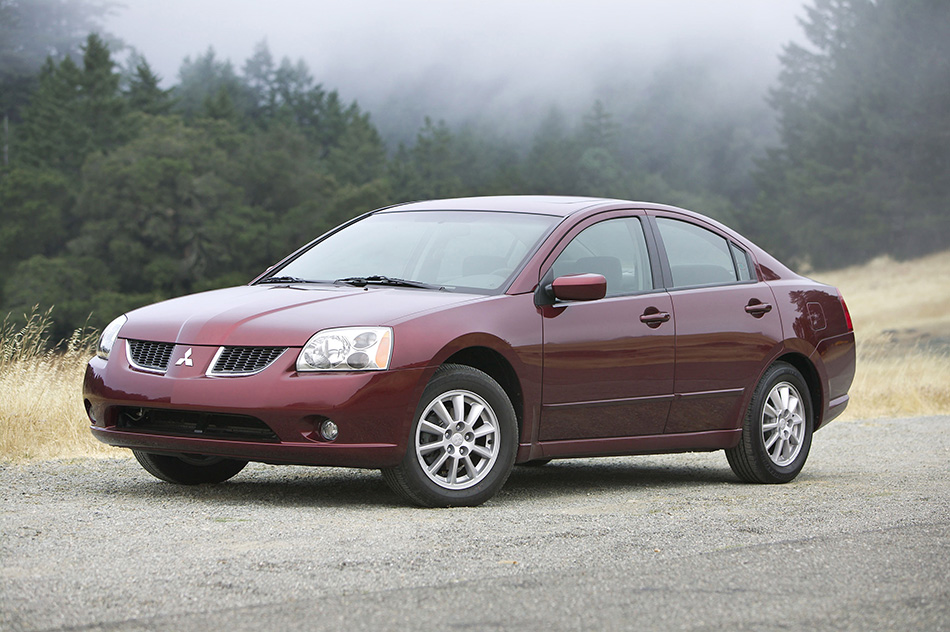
xmin=117 ymin=407 xmax=280 ymax=442
xmin=127 ymin=340 xmax=175 ymax=373
xmin=210 ymin=346 xmax=287 ymax=376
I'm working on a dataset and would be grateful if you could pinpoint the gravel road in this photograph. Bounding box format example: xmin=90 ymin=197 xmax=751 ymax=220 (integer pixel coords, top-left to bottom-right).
xmin=2 ymin=416 xmax=948 ymax=632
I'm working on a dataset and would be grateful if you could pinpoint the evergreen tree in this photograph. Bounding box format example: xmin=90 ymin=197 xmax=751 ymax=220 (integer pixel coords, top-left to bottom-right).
xmin=393 ymin=118 xmax=465 ymax=200
xmin=2 ymin=253 xmax=119 ymax=341
xmin=240 ymin=123 xmax=312 ymax=210
xmin=270 ymin=58 xmax=326 ymax=132
xmin=15 ymin=56 xmax=86 ymax=172
xmin=16 ymin=33 xmax=126 ymax=174
xmin=175 ymin=48 xmax=249 ymax=120
xmin=125 ymin=57 xmax=174 ymax=115
xmin=326 ymin=109 xmax=387 ymax=186
xmin=68 ymin=115 xmax=253 ymax=298
xmin=619 ymin=56 xmax=772 ymax=201
xmin=312 ymin=90 xmax=350 ymax=157
xmin=751 ymin=0 xmax=950 ymax=268
xmin=576 ymin=101 xmax=627 ymax=197
xmin=450 ymin=126 xmax=524 ymax=196
xmin=0 ymin=166 xmax=72 ymax=281
xmin=387 ymin=143 xmax=422 ymax=203
xmin=243 ymin=40 xmax=277 ymax=123
xmin=0 ymin=0 xmax=114 ymax=119
xmin=580 ymin=100 xmax=619 ymax=153
xmin=78 ymin=33 xmax=126 ymax=152
xmin=201 ymin=86 xmax=240 ymax=122
xmin=525 ymin=107 xmax=578 ymax=195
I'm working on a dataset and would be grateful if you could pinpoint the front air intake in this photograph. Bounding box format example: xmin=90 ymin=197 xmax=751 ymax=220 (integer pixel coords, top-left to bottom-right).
xmin=117 ymin=407 xmax=280 ymax=442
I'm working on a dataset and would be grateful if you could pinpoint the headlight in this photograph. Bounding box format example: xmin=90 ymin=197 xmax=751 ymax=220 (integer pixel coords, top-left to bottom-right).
xmin=97 ymin=315 xmax=127 ymax=360
xmin=296 ymin=327 xmax=393 ymax=372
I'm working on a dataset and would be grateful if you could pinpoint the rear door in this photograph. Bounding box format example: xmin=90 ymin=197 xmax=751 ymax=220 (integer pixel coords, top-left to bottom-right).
xmin=651 ymin=214 xmax=783 ymax=433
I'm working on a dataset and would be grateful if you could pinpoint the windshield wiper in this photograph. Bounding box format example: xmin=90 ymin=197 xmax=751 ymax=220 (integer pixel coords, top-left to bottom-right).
xmin=257 ymin=275 xmax=311 ymax=284
xmin=334 ymin=275 xmax=442 ymax=290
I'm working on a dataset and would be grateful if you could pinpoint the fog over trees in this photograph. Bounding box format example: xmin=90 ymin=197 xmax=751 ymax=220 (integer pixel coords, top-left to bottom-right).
xmin=0 ymin=0 xmax=948 ymax=339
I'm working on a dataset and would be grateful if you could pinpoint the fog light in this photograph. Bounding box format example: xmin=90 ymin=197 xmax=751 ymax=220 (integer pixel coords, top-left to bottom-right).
xmin=320 ymin=419 xmax=339 ymax=441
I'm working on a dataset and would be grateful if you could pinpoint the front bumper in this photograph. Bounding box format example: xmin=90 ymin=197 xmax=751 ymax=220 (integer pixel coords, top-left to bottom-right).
xmin=83 ymin=341 xmax=424 ymax=468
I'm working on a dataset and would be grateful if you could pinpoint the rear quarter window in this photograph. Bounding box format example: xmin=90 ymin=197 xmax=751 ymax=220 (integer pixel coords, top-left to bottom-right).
xmin=730 ymin=242 xmax=756 ymax=282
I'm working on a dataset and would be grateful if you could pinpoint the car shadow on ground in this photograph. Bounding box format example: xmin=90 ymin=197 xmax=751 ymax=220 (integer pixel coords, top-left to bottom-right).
xmin=96 ymin=465 xmax=399 ymax=509
xmin=503 ymin=458 xmax=740 ymax=499
xmin=93 ymin=455 xmax=743 ymax=509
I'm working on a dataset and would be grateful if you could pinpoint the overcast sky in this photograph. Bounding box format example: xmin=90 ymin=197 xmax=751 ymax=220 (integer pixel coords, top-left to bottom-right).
xmin=105 ymin=1 xmax=808 ymax=136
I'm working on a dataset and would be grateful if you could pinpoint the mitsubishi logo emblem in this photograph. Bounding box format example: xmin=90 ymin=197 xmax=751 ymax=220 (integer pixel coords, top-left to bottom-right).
xmin=175 ymin=348 xmax=194 ymax=367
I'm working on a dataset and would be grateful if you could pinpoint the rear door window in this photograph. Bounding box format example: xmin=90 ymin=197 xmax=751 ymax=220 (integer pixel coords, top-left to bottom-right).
xmin=655 ymin=218 xmax=739 ymax=288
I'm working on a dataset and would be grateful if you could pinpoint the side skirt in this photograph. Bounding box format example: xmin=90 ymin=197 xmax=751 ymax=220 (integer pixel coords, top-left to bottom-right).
xmin=535 ymin=428 xmax=742 ymax=460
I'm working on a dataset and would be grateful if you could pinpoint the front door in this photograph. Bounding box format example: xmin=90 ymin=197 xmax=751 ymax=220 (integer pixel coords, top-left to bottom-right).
xmin=539 ymin=215 xmax=675 ymax=441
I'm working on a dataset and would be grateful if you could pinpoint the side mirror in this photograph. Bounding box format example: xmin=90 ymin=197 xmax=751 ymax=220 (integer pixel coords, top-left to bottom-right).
xmin=550 ymin=273 xmax=607 ymax=301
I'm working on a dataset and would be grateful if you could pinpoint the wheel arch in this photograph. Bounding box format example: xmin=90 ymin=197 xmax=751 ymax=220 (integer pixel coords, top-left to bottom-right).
xmin=443 ymin=346 xmax=525 ymax=439
xmin=773 ymin=351 xmax=823 ymax=429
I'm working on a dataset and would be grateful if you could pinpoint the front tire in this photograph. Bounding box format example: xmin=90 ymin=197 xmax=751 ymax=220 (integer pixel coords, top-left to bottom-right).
xmin=726 ymin=362 xmax=813 ymax=484
xmin=132 ymin=450 xmax=248 ymax=485
xmin=382 ymin=364 xmax=517 ymax=507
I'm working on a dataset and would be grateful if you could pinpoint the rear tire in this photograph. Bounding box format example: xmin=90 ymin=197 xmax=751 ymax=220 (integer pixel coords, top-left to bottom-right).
xmin=726 ymin=362 xmax=813 ymax=484
xmin=132 ymin=450 xmax=248 ymax=485
xmin=382 ymin=364 xmax=517 ymax=507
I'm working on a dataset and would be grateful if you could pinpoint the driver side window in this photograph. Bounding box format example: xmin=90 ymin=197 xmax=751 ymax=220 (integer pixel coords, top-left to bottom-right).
xmin=551 ymin=217 xmax=653 ymax=297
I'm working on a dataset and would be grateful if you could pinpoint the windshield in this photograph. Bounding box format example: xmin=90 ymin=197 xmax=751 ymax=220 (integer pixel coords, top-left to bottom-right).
xmin=270 ymin=210 xmax=558 ymax=292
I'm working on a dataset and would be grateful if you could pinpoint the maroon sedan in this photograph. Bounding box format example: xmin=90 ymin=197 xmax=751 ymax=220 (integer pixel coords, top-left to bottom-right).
xmin=84 ymin=196 xmax=855 ymax=506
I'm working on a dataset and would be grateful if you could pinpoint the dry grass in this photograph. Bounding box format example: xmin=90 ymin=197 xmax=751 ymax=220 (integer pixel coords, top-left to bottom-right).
xmin=840 ymin=345 xmax=950 ymax=419
xmin=811 ymin=250 xmax=950 ymax=420
xmin=0 ymin=308 xmax=117 ymax=461
xmin=1 ymin=252 xmax=948 ymax=461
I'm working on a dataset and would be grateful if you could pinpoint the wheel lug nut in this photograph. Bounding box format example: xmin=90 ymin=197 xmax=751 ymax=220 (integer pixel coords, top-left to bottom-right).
xmin=459 ymin=447 xmax=467 ymax=455
xmin=465 ymin=433 xmax=473 ymax=441
xmin=447 ymin=445 xmax=454 ymax=453
xmin=456 ymin=423 xmax=464 ymax=431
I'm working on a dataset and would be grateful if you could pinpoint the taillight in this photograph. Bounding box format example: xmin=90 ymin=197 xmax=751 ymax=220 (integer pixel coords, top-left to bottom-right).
xmin=837 ymin=290 xmax=853 ymax=331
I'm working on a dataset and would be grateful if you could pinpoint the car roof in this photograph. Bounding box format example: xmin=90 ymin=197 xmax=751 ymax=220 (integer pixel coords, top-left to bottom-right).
xmin=374 ymin=195 xmax=770 ymax=269
xmin=378 ymin=195 xmax=653 ymax=218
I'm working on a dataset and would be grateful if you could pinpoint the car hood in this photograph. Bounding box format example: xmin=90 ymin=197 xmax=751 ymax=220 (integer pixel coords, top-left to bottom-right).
xmin=118 ymin=284 xmax=484 ymax=347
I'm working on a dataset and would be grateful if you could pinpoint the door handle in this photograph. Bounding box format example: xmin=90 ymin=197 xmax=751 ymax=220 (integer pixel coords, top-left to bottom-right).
xmin=744 ymin=302 xmax=773 ymax=316
xmin=639 ymin=311 xmax=671 ymax=327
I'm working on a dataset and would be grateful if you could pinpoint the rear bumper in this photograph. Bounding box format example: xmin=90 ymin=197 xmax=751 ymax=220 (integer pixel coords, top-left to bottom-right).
xmin=815 ymin=330 xmax=856 ymax=430
xmin=83 ymin=343 xmax=424 ymax=468
xmin=822 ymin=393 xmax=850 ymax=427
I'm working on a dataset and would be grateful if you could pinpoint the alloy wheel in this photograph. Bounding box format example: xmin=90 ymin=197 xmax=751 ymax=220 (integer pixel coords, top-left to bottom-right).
xmin=761 ymin=381 xmax=806 ymax=467
xmin=414 ymin=389 xmax=500 ymax=490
